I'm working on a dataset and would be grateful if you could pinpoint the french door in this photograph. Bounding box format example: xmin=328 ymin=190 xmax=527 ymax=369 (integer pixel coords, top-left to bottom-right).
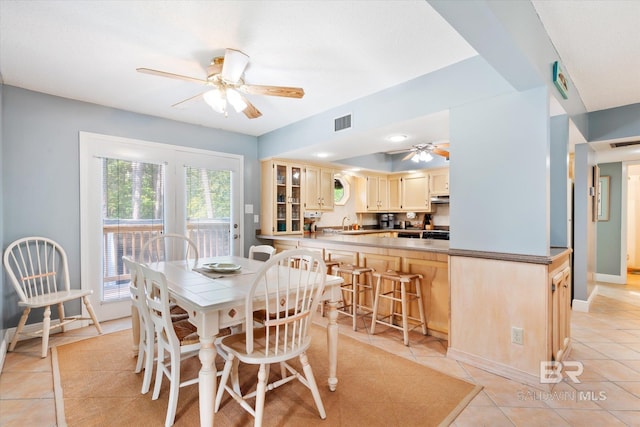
xmin=80 ymin=132 xmax=243 ymax=321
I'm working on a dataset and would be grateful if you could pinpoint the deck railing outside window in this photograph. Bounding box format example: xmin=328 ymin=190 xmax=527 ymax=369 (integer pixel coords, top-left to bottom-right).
xmin=102 ymin=220 xmax=230 ymax=301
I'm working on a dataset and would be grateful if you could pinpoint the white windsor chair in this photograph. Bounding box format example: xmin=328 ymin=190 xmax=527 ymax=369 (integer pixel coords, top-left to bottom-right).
xmin=214 ymin=249 xmax=327 ymax=427
xmin=139 ymin=264 xmax=201 ymax=427
xmin=3 ymin=236 xmax=102 ymax=358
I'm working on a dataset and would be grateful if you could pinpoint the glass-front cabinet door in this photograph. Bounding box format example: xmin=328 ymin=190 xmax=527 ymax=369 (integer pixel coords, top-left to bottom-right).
xmin=262 ymin=160 xmax=303 ymax=235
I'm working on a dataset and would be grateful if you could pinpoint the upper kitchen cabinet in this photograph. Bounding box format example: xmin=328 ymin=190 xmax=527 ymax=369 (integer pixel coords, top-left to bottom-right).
xmin=356 ymin=174 xmax=389 ymax=212
xmin=429 ymin=168 xmax=450 ymax=196
xmin=304 ymin=165 xmax=334 ymax=211
xmin=401 ymin=173 xmax=431 ymax=212
xmin=388 ymin=175 xmax=402 ymax=211
xmin=261 ymin=160 xmax=303 ymax=235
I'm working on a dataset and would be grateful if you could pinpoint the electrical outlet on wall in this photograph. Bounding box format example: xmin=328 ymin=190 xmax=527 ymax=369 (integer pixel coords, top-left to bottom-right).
xmin=511 ymin=327 xmax=524 ymax=345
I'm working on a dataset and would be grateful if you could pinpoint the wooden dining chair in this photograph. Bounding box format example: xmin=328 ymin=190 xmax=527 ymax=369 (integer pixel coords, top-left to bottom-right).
xmin=138 ymin=264 xmax=201 ymax=427
xmin=248 ymin=244 xmax=276 ymax=261
xmin=3 ymin=236 xmax=103 ymax=358
xmin=214 ymin=249 xmax=327 ymax=427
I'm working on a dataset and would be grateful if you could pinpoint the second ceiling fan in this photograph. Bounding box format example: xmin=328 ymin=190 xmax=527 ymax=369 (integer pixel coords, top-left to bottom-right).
xmin=388 ymin=142 xmax=450 ymax=162
xmin=137 ymin=48 xmax=305 ymax=119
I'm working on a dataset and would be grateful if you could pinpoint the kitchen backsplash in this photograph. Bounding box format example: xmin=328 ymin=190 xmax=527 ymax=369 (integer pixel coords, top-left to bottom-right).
xmin=309 ymin=201 xmax=449 ymax=229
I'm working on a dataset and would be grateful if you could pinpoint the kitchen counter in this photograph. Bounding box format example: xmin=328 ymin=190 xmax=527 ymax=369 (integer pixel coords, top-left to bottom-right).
xmin=257 ymin=232 xmax=449 ymax=254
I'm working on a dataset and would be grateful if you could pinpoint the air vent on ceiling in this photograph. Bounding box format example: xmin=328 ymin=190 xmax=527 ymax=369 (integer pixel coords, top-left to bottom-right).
xmin=334 ymin=114 xmax=352 ymax=132
xmin=610 ymin=140 xmax=640 ymax=149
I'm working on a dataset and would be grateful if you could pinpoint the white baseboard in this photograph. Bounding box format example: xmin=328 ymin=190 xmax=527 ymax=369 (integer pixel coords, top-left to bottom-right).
xmin=572 ymin=285 xmax=599 ymax=313
xmin=595 ymin=273 xmax=626 ymax=284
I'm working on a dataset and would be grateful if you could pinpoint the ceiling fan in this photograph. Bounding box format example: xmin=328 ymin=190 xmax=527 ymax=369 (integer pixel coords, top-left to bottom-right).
xmin=388 ymin=142 xmax=450 ymax=162
xmin=137 ymin=48 xmax=305 ymax=119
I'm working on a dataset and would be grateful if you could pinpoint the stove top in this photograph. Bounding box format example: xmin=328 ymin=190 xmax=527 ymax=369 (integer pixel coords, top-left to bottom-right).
xmin=423 ymin=230 xmax=450 ymax=240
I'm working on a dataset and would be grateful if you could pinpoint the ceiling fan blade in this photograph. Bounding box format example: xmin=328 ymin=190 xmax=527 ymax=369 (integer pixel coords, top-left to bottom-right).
xmin=171 ymin=91 xmax=206 ymax=108
xmin=239 ymin=84 xmax=305 ymax=98
xmin=402 ymin=152 xmax=416 ymax=161
xmin=221 ymin=49 xmax=249 ymax=84
xmin=433 ymin=148 xmax=450 ymax=159
xmin=239 ymin=94 xmax=262 ymax=119
xmin=137 ymin=68 xmax=207 ymax=85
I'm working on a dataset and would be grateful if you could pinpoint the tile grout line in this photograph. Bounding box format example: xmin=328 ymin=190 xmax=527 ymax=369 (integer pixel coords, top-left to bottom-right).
xmin=50 ymin=347 xmax=67 ymax=427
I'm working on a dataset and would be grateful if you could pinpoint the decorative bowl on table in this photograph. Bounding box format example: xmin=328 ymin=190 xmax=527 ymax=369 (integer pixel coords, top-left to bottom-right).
xmin=202 ymin=263 xmax=242 ymax=273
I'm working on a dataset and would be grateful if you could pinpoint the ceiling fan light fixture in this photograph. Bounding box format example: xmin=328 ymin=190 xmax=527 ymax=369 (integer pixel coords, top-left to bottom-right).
xmin=203 ymin=88 xmax=226 ymax=113
xmin=411 ymin=153 xmax=420 ymax=163
xmin=227 ymin=88 xmax=248 ymax=112
xmin=221 ymin=48 xmax=250 ymax=84
xmin=419 ymin=151 xmax=433 ymax=162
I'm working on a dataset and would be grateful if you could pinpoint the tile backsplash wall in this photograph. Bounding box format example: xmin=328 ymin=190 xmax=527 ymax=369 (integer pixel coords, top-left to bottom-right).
xmin=305 ymin=173 xmax=450 ymax=229
xmin=431 ymin=204 xmax=450 ymax=226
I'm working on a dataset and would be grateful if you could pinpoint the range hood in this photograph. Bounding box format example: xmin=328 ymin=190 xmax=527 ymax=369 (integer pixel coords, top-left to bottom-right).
xmin=430 ymin=195 xmax=449 ymax=204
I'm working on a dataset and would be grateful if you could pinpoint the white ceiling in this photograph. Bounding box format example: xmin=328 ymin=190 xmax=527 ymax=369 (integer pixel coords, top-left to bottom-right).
xmin=1 ymin=1 xmax=639 ymax=162
xmin=532 ymin=0 xmax=640 ymax=113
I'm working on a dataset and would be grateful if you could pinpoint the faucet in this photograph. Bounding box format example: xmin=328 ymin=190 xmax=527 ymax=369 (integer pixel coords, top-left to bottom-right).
xmin=342 ymin=216 xmax=352 ymax=231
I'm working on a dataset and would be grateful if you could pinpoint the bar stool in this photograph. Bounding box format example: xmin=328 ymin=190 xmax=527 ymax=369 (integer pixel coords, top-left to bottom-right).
xmin=370 ymin=270 xmax=427 ymax=345
xmin=331 ymin=264 xmax=375 ymax=331
xmin=317 ymin=260 xmax=340 ymax=317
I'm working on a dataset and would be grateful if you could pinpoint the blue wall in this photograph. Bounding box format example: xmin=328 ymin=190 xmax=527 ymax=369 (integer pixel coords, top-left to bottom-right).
xmin=258 ymin=56 xmax=513 ymax=160
xmin=550 ymin=115 xmax=570 ymax=247
xmin=449 ymin=86 xmax=550 ymax=256
xmin=596 ymin=162 xmax=623 ymax=275
xmin=589 ymin=104 xmax=640 ymax=142
xmin=2 ymin=85 xmax=260 ymax=328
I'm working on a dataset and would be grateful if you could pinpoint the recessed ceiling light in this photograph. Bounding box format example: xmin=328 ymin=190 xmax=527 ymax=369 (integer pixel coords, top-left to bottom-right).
xmin=316 ymin=152 xmax=329 ymax=158
xmin=387 ymin=135 xmax=408 ymax=143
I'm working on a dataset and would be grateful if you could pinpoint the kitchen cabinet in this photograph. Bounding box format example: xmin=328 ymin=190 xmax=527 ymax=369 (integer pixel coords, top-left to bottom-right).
xmin=388 ymin=175 xmax=402 ymax=211
xmin=260 ymin=160 xmax=303 ymax=235
xmin=429 ymin=168 xmax=449 ymax=196
xmin=304 ymin=165 xmax=334 ymax=211
xmin=356 ymin=174 xmax=389 ymax=212
xmin=400 ymin=173 xmax=431 ymax=212
xmin=551 ymin=266 xmax=571 ymax=361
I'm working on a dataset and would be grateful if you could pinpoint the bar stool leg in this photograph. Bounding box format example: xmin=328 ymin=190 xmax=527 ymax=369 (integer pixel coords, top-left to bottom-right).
xmin=401 ymin=282 xmax=409 ymax=346
xmin=370 ymin=275 xmax=382 ymax=335
xmin=351 ymin=272 xmax=358 ymax=331
xmin=415 ymin=277 xmax=428 ymax=335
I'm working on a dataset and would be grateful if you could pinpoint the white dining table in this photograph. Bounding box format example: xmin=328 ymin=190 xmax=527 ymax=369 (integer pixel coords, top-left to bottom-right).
xmin=147 ymin=256 xmax=343 ymax=427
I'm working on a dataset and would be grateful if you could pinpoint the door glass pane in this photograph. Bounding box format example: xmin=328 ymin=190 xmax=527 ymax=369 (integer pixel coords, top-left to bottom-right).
xmin=185 ymin=166 xmax=232 ymax=257
xmin=102 ymin=158 xmax=165 ymax=302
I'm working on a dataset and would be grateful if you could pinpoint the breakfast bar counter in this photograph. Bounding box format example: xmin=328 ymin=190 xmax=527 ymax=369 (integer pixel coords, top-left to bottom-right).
xmin=257 ymin=232 xmax=451 ymax=339
xmin=258 ymin=232 xmax=450 ymax=254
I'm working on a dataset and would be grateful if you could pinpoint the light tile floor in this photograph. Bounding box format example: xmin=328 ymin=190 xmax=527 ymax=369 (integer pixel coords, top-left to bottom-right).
xmin=1 ymin=274 xmax=639 ymax=426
